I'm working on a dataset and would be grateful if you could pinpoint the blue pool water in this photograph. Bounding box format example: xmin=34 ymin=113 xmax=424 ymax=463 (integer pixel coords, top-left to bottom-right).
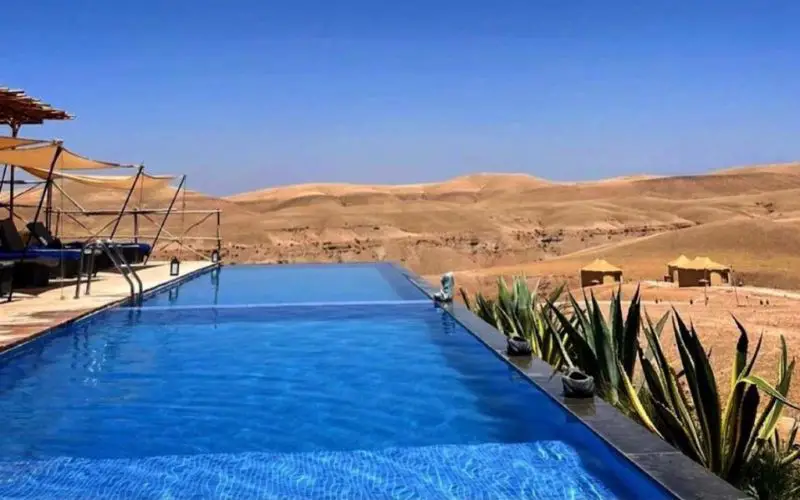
xmin=143 ymin=263 xmax=423 ymax=307
xmin=0 ymin=264 xmax=673 ymax=499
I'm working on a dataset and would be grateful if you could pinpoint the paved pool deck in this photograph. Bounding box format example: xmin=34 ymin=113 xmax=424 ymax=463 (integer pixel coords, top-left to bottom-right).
xmin=0 ymin=260 xmax=214 ymax=352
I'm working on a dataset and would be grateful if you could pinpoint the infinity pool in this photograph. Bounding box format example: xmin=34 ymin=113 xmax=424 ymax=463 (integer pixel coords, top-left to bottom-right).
xmin=0 ymin=264 xmax=674 ymax=499
xmin=143 ymin=263 xmax=423 ymax=307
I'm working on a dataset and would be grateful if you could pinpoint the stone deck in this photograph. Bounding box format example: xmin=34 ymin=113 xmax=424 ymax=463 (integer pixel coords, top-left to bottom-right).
xmin=0 ymin=260 xmax=213 ymax=352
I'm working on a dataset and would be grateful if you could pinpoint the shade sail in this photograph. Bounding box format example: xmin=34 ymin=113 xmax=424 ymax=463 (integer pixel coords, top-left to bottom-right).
xmin=581 ymin=259 xmax=622 ymax=273
xmin=0 ymin=136 xmax=45 ymax=150
xmin=0 ymin=143 xmax=133 ymax=170
xmin=21 ymin=165 xmax=175 ymax=190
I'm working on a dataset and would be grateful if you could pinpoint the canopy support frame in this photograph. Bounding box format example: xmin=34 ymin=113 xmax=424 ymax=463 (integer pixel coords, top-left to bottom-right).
xmin=109 ymin=165 xmax=144 ymax=239
xmin=145 ymin=175 xmax=186 ymax=264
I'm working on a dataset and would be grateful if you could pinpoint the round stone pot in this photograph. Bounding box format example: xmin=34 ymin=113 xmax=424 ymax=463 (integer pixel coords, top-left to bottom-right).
xmin=506 ymin=335 xmax=532 ymax=356
xmin=562 ymin=368 xmax=595 ymax=398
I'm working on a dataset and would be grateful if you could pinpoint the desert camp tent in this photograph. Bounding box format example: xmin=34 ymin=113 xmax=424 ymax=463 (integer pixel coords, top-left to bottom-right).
xmin=666 ymin=255 xmax=691 ymax=281
xmin=673 ymin=256 xmax=731 ymax=287
xmin=580 ymin=259 xmax=623 ymax=287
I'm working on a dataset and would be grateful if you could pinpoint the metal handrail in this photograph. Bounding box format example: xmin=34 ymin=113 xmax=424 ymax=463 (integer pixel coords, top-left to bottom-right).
xmin=106 ymin=240 xmax=144 ymax=303
xmin=73 ymin=239 xmax=143 ymax=304
xmin=73 ymin=242 xmax=98 ymax=299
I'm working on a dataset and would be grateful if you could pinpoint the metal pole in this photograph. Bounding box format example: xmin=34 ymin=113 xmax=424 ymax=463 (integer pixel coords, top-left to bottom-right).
xmin=46 ymin=180 xmax=53 ymax=232
xmin=133 ymin=210 xmax=139 ymax=244
xmin=9 ymin=166 xmax=14 ymax=218
xmin=51 ymin=182 xmax=86 ymax=212
xmin=216 ymin=209 xmax=221 ymax=255
xmin=0 ymin=124 xmax=12 ymax=195
xmin=109 ymin=165 xmax=143 ymax=239
xmin=29 ymin=145 xmax=62 ymax=239
xmin=145 ymin=175 xmax=185 ymax=264
xmin=7 ymin=123 xmax=19 ymax=216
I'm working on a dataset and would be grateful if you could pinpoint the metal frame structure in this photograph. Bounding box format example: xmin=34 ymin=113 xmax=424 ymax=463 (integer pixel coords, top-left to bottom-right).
xmin=6 ymin=174 xmax=223 ymax=262
xmin=1 ymin=86 xmax=222 ymax=303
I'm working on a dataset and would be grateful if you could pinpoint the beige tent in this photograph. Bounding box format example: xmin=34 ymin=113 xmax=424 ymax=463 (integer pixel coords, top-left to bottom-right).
xmin=666 ymin=255 xmax=691 ymax=281
xmin=0 ymin=142 xmax=134 ymax=171
xmin=674 ymin=256 xmax=731 ymax=287
xmin=667 ymin=254 xmax=691 ymax=268
xmin=580 ymin=259 xmax=623 ymax=287
xmin=691 ymin=256 xmax=730 ymax=272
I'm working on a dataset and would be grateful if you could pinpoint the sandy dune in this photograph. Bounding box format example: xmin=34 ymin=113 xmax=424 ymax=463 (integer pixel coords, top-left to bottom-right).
xmin=7 ymin=161 xmax=800 ymax=293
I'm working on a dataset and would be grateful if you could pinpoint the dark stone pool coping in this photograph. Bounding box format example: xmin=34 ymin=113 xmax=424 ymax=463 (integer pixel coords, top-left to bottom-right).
xmin=389 ymin=262 xmax=749 ymax=500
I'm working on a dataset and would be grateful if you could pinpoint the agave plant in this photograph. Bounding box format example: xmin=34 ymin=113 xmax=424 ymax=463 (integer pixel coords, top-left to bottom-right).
xmin=739 ymin=419 xmax=800 ymax=499
xmin=459 ymin=288 xmax=496 ymax=325
xmin=545 ymin=285 xmax=669 ymax=406
xmin=460 ymin=277 xmax=569 ymax=367
xmin=765 ymin=417 xmax=800 ymax=465
xmin=621 ymin=311 xmax=800 ymax=482
xmin=738 ymin=444 xmax=800 ymax=500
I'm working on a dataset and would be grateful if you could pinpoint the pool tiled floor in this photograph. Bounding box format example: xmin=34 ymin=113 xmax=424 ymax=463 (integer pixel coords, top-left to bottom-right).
xmin=0 ymin=442 xmax=621 ymax=500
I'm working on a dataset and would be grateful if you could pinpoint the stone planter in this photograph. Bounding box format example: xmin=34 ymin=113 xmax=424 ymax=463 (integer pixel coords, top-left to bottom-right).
xmin=506 ymin=335 xmax=532 ymax=356
xmin=562 ymin=368 xmax=595 ymax=398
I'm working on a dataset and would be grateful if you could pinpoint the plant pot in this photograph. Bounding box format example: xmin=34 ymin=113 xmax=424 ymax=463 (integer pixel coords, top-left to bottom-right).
xmin=506 ymin=335 xmax=532 ymax=356
xmin=562 ymin=368 xmax=595 ymax=398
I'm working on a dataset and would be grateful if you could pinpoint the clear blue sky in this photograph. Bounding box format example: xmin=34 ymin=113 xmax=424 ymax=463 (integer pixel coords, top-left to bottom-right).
xmin=5 ymin=1 xmax=799 ymax=195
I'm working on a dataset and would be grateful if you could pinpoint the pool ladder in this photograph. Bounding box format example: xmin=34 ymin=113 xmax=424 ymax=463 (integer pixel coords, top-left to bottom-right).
xmin=73 ymin=239 xmax=144 ymax=305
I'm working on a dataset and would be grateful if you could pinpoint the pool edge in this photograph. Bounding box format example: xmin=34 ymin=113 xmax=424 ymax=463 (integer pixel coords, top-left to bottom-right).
xmin=0 ymin=263 xmax=219 ymax=357
xmin=391 ymin=263 xmax=749 ymax=500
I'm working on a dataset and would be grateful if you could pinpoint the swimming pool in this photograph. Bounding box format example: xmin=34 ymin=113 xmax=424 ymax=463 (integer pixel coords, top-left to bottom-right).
xmin=0 ymin=264 xmax=675 ymax=499
xmin=143 ymin=263 xmax=423 ymax=307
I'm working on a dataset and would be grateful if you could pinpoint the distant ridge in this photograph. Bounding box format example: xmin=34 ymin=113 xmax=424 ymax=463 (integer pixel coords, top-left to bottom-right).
xmin=11 ymin=160 xmax=800 ymax=291
xmin=223 ymin=173 xmax=552 ymax=204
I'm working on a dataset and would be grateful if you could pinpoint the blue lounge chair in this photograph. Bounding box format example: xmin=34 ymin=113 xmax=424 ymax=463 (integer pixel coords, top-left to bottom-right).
xmin=0 ymin=219 xmax=88 ymax=282
xmin=26 ymin=221 xmax=151 ymax=265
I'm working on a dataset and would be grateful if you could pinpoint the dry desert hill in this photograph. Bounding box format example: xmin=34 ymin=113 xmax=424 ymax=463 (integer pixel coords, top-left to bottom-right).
xmin=7 ymin=161 xmax=800 ymax=294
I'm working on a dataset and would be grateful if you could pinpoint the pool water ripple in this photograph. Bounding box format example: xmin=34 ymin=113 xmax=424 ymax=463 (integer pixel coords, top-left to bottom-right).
xmin=0 ymin=442 xmax=633 ymax=500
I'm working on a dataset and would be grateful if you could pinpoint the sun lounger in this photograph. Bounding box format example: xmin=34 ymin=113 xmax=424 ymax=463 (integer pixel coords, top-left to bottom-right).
xmin=24 ymin=221 xmax=109 ymax=272
xmin=26 ymin=221 xmax=151 ymax=265
xmin=0 ymin=219 xmax=88 ymax=281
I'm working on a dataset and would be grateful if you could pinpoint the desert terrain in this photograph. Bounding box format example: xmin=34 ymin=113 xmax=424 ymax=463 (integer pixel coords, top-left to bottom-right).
xmin=7 ymin=162 xmax=800 ymax=406
xmin=10 ymin=161 xmax=800 ymax=293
